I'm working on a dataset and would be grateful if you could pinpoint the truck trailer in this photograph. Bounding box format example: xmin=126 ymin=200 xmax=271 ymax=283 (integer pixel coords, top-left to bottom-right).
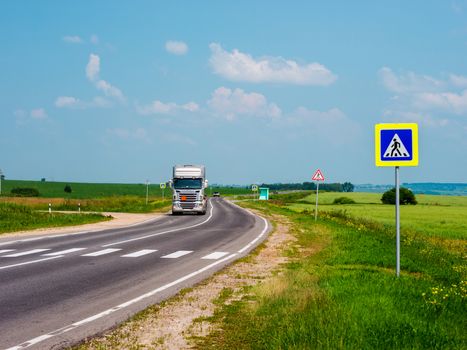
xmin=170 ymin=165 xmax=208 ymax=215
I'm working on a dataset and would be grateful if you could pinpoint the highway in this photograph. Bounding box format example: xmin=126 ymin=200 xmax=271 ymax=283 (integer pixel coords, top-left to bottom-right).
xmin=0 ymin=198 xmax=269 ymax=350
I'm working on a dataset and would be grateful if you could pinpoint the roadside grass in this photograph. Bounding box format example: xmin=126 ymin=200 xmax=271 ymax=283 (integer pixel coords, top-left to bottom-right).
xmin=0 ymin=202 xmax=110 ymax=234
xmin=0 ymin=196 xmax=172 ymax=213
xmin=194 ymin=196 xmax=466 ymax=349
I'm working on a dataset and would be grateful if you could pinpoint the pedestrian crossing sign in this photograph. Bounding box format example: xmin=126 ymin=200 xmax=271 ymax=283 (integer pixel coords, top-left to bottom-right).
xmin=375 ymin=123 xmax=418 ymax=167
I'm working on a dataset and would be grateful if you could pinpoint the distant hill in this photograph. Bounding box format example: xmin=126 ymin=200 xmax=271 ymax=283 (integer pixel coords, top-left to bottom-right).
xmin=356 ymin=183 xmax=467 ymax=196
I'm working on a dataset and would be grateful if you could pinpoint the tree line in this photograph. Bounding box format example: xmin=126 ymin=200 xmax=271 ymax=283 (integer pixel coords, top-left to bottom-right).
xmin=258 ymin=182 xmax=354 ymax=192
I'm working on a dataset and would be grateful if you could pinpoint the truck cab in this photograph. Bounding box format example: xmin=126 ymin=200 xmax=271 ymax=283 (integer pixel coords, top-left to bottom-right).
xmin=171 ymin=165 xmax=208 ymax=215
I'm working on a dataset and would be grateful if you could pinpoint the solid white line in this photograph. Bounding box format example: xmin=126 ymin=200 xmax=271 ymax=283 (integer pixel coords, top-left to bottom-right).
xmin=0 ymin=255 xmax=63 ymax=271
xmin=102 ymin=201 xmax=214 ymax=247
xmin=81 ymin=248 xmax=121 ymax=257
xmin=6 ymin=252 xmax=238 ymax=350
xmin=121 ymin=249 xmax=157 ymax=258
xmin=2 ymin=249 xmax=50 ymax=257
xmin=0 ymin=249 xmax=15 ymax=254
xmin=201 ymin=252 xmax=229 ymax=260
xmin=238 ymin=216 xmax=269 ymax=254
xmin=42 ymin=248 xmax=87 ymax=256
xmin=161 ymin=250 xmax=193 ymax=259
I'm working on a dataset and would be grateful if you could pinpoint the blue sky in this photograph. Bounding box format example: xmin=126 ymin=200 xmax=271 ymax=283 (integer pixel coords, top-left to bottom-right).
xmin=1 ymin=1 xmax=467 ymax=185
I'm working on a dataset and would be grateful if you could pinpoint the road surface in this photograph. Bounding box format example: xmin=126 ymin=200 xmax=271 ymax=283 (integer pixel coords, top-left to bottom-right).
xmin=0 ymin=198 xmax=269 ymax=350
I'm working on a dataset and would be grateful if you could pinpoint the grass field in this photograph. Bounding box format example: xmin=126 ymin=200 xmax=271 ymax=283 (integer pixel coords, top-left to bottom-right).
xmin=194 ymin=192 xmax=466 ymax=349
xmin=0 ymin=203 xmax=110 ymax=234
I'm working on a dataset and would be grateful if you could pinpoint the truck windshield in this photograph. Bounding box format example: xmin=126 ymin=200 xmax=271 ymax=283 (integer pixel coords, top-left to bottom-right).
xmin=174 ymin=178 xmax=202 ymax=189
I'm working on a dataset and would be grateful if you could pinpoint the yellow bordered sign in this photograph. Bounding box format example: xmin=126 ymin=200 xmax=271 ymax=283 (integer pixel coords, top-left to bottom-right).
xmin=375 ymin=123 xmax=419 ymax=167
xmin=160 ymin=183 xmax=166 ymax=189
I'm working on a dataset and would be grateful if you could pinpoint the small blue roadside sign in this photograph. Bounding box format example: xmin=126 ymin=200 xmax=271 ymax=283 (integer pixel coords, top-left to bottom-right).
xmin=375 ymin=123 xmax=418 ymax=167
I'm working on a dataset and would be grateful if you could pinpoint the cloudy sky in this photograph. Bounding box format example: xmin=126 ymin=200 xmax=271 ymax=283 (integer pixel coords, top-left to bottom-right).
xmin=1 ymin=1 xmax=467 ymax=185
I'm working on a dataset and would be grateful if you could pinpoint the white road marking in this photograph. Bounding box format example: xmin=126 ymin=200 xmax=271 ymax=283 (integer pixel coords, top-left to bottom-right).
xmin=6 ymin=252 xmax=238 ymax=350
xmin=0 ymin=249 xmax=15 ymax=254
xmin=0 ymin=255 xmax=63 ymax=271
xmin=81 ymin=248 xmax=121 ymax=257
xmin=42 ymin=248 xmax=87 ymax=256
xmin=161 ymin=250 xmax=193 ymax=259
xmin=2 ymin=249 xmax=50 ymax=257
xmin=238 ymin=216 xmax=269 ymax=254
xmin=102 ymin=201 xmax=214 ymax=247
xmin=201 ymin=252 xmax=229 ymax=260
xmin=121 ymin=249 xmax=157 ymax=258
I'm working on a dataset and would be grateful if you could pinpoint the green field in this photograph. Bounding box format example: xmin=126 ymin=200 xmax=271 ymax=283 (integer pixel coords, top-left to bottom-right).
xmin=288 ymin=192 xmax=467 ymax=240
xmin=0 ymin=179 xmax=251 ymax=199
xmin=194 ymin=192 xmax=466 ymax=349
xmin=0 ymin=203 xmax=110 ymax=234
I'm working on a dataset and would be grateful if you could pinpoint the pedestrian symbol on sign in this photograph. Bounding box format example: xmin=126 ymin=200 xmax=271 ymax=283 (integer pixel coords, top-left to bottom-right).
xmin=384 ymin=134 xmax=409 ymax=158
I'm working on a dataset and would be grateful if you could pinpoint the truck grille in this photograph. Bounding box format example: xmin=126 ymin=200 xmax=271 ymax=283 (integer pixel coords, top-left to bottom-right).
xmin=179 ymin=192 xmax=198 ymax=209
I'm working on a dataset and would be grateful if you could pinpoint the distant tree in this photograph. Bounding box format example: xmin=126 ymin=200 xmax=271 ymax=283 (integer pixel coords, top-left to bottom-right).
xmin=381 ymin=187 xmax=417 ymax=205
xmin=64 ymin=184 xmax=72 ymax=194
xmin=342 ymin=182 xmax=354 ymax=192
xmin=41 ymin=178 xmax=46 ymax=182
xmin=333 ymin=196 xmax=356 ymax=204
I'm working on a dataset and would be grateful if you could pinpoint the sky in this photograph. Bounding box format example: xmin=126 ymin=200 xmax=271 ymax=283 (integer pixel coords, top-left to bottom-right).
xmin=1 ymin=1 xmax=467 ymax=185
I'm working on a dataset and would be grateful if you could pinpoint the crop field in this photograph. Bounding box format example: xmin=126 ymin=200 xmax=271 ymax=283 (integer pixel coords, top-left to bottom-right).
xmin=0 ymin=179 xmax=251 ymax=199
xmin=195 ymin=192 xmax=466 ymax=349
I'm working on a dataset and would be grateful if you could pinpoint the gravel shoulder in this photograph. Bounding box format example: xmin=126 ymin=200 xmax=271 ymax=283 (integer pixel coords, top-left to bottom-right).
xmin=0 ymin=211 xmax=164 ymax=239
xmin=78 ymin=210 xmax=294 ymax=349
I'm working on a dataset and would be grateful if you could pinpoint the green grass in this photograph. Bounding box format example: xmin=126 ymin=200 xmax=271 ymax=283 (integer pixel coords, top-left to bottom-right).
xmin=1 ymin=179 xmax=251 ymax=199
xmin=0 ymin=202 xmax=110 ymax=234
xmin=288 ymin=192 xmax=467 ymax=240
xmin=194 ymin=195 xmax=466 ymax=349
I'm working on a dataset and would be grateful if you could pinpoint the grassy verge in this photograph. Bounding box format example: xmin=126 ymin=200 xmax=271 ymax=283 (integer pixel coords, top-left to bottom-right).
xmin=0 ymin=203 xmax=110 ymax=234
xmin=194 ymin=195 xmax=466 ymax=349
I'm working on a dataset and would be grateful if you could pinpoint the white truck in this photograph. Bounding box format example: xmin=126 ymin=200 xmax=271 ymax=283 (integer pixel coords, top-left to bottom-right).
xmin=170 ymin=165 xmax=208 ymax=215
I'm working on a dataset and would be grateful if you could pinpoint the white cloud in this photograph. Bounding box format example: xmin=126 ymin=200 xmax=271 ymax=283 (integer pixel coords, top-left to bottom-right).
xmin=30 ymin=108 xmax=47 ymax=119
xmin=86 ymin=54 xmax=100 ymax=81
xmin=383 ymin=109 xmax=449 ymax=127
xmin=55 ymin=96 xmax=81 ymax=108
xmin=380 ymin=67 xmax=467 ymax=116
xmin=379 ymin=67 xmax=444 ymax=94
xmin=209 ymin=43 xmax=337 ymax=86
xmin=95 ymin=80 xmax=125 ymax=101
xmin=137 ymin=100 xmax=199 ymax=115
xmin=207 ymin=87 xmax=281 ymax=120
xmin=165 ymin=40 xmax=188 ymax=55
xmin=450 ymin=74 xmax=467 ymax=87
xmin=63 ymin=35 xmax=83 ymax=44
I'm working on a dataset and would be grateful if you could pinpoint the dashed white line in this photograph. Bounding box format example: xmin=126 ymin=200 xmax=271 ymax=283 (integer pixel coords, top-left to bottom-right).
xmin=42 ymin=248 xmax=87 ymax=256
xmin=161 ymin=250 xmax=193 ymax=259
xmin=6 ymin=252 xmax=238 ymax=350
xmin=121 ymin=249 xmax=157 ymax=258
xmin=2 ymin=249 xmax=50 ymax=257
xmin=201 ymin=252 xmax=229 ymax=260
xmin=0 ymin=249 xmax=15 ymax=254
xmin=81 ymin=248 xmax=121 ymax=257
xmin=0 ymin=255 xmax=63 ymax=271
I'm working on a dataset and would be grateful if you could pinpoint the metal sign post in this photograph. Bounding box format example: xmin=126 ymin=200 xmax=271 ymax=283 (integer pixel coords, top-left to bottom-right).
xmin=145 ymin=180 xmax=150 ymax=205
xmin=312 ymin=169 xmax=325 ymax=221
xmin=160 ymin=183 xmax=166 ymax=200
xmin=375 ymin=123 xmax=419 ymax=277
xmin=252 ymin=184 xmax=258 ymax=200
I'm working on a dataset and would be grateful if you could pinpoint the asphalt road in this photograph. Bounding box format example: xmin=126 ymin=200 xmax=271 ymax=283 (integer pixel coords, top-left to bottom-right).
xmin=0 ymin=198 xmax=270 ymax=350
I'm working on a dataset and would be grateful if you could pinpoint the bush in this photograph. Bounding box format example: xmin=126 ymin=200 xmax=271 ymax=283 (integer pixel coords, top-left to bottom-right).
xmin=64 ymin=184 xmax=72 ymax=193
xmin=333 ymin=197 xmax=356 ymax=204
xmin=381 ymin=187 xmax=417 ymax=205
xmin=10 ymin=187 xmax=40 ymax=197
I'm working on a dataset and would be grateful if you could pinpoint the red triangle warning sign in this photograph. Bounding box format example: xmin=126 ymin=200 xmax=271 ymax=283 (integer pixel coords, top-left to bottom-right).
xmin=312 ymin=169 xmax=325 ymax=181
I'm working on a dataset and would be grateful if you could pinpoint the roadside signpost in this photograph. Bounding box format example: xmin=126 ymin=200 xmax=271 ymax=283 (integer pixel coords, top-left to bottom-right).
xmin=252 ymin=184 xmax=258 ymax=200
xmin=375 ymin=123 xmax=419 ymax=277
xmin=145 ymin=180 xmax=150 ymax=205
xmin=160 ymin=182 xmax=166 ymax=200
xmin=312 ymin=169 xmax=325 ymax=221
